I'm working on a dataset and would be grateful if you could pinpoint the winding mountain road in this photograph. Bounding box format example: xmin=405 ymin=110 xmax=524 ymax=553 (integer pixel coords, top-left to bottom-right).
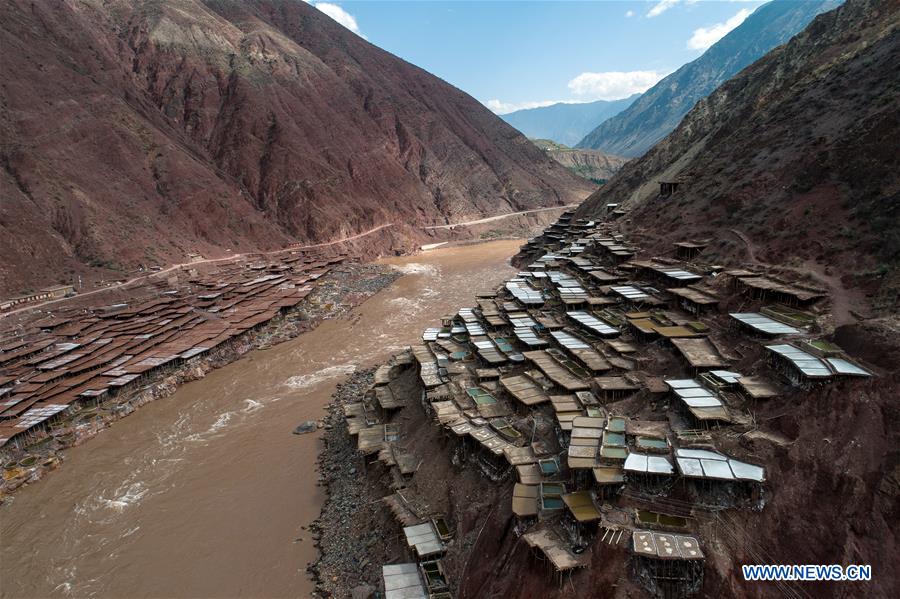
xmin=3 ymin=205 xmax=575 ymax=319
xmin=1 ymin=224 xmax=396 ymax=319
xmin=423 ymin=204 xmax=578 ymax=230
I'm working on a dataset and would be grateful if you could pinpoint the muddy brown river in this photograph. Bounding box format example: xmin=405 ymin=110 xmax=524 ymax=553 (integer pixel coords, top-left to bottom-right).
xmin=0 ymin=240 xmax=522 ymax=598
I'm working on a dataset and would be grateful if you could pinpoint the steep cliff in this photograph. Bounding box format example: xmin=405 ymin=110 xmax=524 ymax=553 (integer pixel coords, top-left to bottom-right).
xmin=579 ymin=0 xmax=899 ymax=308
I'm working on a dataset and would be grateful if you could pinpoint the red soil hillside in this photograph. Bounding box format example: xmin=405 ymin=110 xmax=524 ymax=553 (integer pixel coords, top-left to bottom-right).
xmin=578 ymin=0 xmax=899 ymax=313
xmin=0 ymin=0 xmax=592 ymax=296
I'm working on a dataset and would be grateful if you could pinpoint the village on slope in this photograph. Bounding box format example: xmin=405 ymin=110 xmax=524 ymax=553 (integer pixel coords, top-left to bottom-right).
xmin=317 ymin=208 xmax=891 ymax=598
xmin=1 ymin=0 xmax=897 ymax=596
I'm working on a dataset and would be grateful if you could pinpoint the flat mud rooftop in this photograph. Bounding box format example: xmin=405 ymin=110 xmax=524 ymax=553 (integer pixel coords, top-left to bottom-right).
xmin=324 ymin=210 xmax=878 ymax=598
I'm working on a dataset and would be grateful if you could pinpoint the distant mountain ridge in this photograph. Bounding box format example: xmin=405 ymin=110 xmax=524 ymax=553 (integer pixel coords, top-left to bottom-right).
xmin=577 ymin=0 xmax=842 ymax=157
xmin=500 ymin=96 xmax=638 ymax=146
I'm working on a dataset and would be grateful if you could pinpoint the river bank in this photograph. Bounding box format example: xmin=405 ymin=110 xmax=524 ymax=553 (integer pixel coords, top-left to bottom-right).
xmin=0 ymin=263 xmax=401 ymax=501
xmin=309 ymin=212 xmax=893 ymax=599
xmin=308 ymin=367 xmax=388 ymax=598
xmin=310 ymin=354 xmax=510 ymax=599
xmin=1 ymin=239 xmax=524 ymax=598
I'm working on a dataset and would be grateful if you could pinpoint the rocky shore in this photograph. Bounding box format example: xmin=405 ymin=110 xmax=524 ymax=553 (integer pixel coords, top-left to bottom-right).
xmin=308 ymin=369 xmax=385 ymax=598
xmin=309 ymin=355 xmax=505 ymax=599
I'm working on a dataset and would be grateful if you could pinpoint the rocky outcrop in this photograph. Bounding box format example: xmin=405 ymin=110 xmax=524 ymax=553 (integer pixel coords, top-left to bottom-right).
xmin=579 ymin=0 xmax=899 ymax=308
xmin=533 ymin=141 xmax=629 ymax=184
xmin=576 ymin=0 xmax=841 ymax=157
xmin=0 ymin=0 xmax=592 ymax=296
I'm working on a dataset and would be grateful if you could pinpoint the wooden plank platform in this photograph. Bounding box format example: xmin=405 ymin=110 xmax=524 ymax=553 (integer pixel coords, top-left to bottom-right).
xmin=500 ymin=374 xmax=549 ymax=406
xmin=523 ymin=350 xmax=590 ymax=391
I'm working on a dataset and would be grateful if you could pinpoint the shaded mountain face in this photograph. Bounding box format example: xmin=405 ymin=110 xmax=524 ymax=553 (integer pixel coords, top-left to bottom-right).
xmin=0 ymin=0 xmax=592 ymax=296
xmin=577 ymin=0 xmax=842 ymax=157
xmin=531 ymin=140 xmax=628 ymax=184
xmin=500 ymin=96 xmax=638 ymax=146
xmin=579 ymin=0 xmax=899 ymax=306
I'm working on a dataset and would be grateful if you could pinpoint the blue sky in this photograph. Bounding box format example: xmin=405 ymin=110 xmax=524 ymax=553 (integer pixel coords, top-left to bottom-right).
xmin=306 ymin=1 xmax=767 ymax=113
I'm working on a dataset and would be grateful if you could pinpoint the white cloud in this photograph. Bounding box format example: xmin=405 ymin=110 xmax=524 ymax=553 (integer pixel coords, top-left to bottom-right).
xmin=647 ymin=0 xmax=679 ymax=18
xmin=307 ymin=2 xmax=364 ymax=37
xmin=625 ymin=10 xmax=635 ymax=18
xmin=648 ymin=0 xmax=757 ymax=18
xmin=567 ymin=70 xmax=667 ymax=100
xmin=687 ymin=8 xmax=751 ymax=50
xmin=486 ymin=71 xmax=668 ymax=115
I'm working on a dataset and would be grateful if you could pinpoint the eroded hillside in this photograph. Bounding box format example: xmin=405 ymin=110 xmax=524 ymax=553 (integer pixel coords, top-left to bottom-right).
xmin=579 ymin=0 xmax=899 ymax=313
xmin=533 ymin=140 xmax=629 ymax=184
xmin=0 ymin=0 xmax=592 ymax=296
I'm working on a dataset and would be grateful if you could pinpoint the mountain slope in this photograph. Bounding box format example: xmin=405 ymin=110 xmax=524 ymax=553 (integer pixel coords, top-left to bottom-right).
xmin=577 ymin=0 xmax=842 ymax=157
xmin=500 ymin=96 xmax=638 ymax=146
xmin=0 ymin=0 xmax=592 ymax=296
xmin=532 ymin=140 xmax=628 ymax=184
xmin=578 ymin=0 xmax=899 ymax=306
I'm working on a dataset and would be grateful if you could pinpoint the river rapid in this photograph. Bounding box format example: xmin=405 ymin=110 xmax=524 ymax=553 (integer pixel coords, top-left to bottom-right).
xmin=0 ymin=240 xmax=522 ymax=598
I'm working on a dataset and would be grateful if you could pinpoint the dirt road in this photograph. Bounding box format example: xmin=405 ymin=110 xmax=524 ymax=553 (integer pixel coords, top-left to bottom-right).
xmin=422 ymin=204 xmax=577 ymax=230
xmin=0 ymin=224 xmax=396 ymax=319
xmin=2 ymin=206 xmax=568 ymax=319
xmin=728 ymin=228 xmax=861 ymax=325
